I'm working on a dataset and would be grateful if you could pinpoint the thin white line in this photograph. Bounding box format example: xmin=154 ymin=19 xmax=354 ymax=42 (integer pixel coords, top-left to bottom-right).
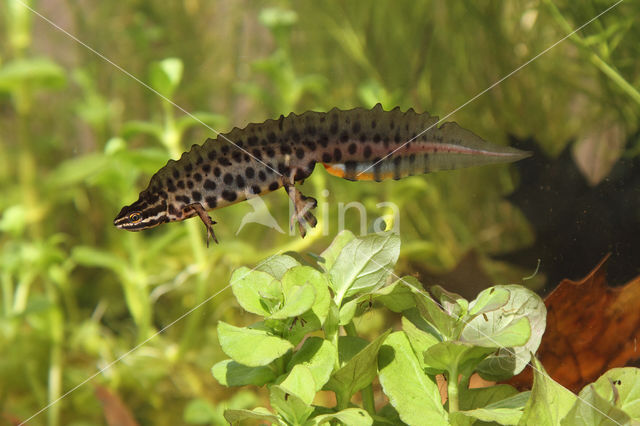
xmin=366 ymin=257 xmax=623 ymax=425
xmin=358 ymin=0 xmax=625 ymax=176
xmin=14 ymin=0 xmax=283 ymax=177
xmin=19 ymin=254 xmax=279 ymax=426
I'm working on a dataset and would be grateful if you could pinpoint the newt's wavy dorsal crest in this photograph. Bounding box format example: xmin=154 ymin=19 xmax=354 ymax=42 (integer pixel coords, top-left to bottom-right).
xmin=114 ymin=104 xmax=531 ymax=244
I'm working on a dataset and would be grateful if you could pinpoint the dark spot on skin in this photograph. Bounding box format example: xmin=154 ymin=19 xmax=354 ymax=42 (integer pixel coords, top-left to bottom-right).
xmin=360 ymin=133 xmax=367 ymax=142
xmin=236 ymin=140 xmax=244 ymax=148
xmin=394 ymin=133 xmax=401 ymax=143
xmin=278 ymin=115 xmax=284 ymax=130
xmin=223 ymin=173 xmax=233 ymax=185
xmin=204 ymin=179 xmax=216 ymax=190
xmin=244 ymin=154 xmax=250 ymax=162
xmin=214 ymin=167 xmax=221 ymax=177
xmin=322 ymin=152 xmax=332 ymax=163
xmin=409 ymin=153 xmax=416 ymax=163
xmin=373 ymin=134 xmax=381 ymax=143
xmin=352 ymin=122 xmax=361 ymax=133
xmin=291 ymin=131 xmax=300 ymax=143
xmin=168 ymin=204 xmax=178 ymax=215
xmin=187 ymin=180 xmax=194 ymax=189
xmin=205 ymin=196 xmax=217 ymax=208
xmin=219 ymin=157 xmax=231 ymax=166
xmin=177 ymin=180 xmax=185 ymax=189
xmin=177 ymin=195 xmax=190 ymax=204
xmin=191 ymin=191 xmax=202 ymax=202
xmin=268 ymin=132 xmax=276 ymax=143
xmin=296 ymin=148 xmax=305 ymax=159
xmin=172 ymin=169 xmax=180 ymax=179
xmin=196 ymin=156 xmax=203 ymax=165
xmin=193 ymin=173 xmax=202 ymax=182
xmin=320 ymin=116 xmax=326 ymax=122
xmin=258 ymin=171 xmax=267 ymax=181
xmin=266 ymin=148 xmax=275 ymax=158
xmin=330 ymin=122 xmax=338 ymax=135
xmin=390 ymin=121 xmax=395 ymax=129
xmin=277 ymin=163 xmax=290 ymax=175
xmin=348 ymin=143 xmax=357 ymax=155
xmin=304 ymin=140 xmax=316 ymax=151
xmin=307 ymin=160 xmax=315 ymax=170
xmin=236 ymin=175 xmax=245 ymax=188
xmin=268 ymin=181 xmax=280 ymax=191
xmin=202 ymin=164 xmax=211 ymax=173
xmin=222 ymin=190 xmax=237 ymax=202
xmin=207 ymin=150 xmax=217 ymax=161
xmin=251 ymin=185 xmax=261 ymax=194
xmin=221 ymin=145 xmax=229 ymax=155
xmin=245 ymin=167 xmax=255 ymax=179
xmin=252 ymin=149 xmax=262 ymax=160
xmin=232 ymin=151 xmax=242 ymax=163
xmin=306 ymin=126 xmax=316 ymax=135
xmin=248 ymin=136 xmax=258 ymax=146
xmin=371 ymin=120 xmax=377 ymax=129
xmin=166 ymin=178 xmax=176 ymax=192
xmin=184 ymin=163 xmax=193 ymax=173
xmin=334 ymin=148 xmax=342 ymax=162
xmin=318 ymin=134 xmax=329 ymax=147
xmin=280 ymin=144 xmax=291 ymax=155
xmin=363 ymin=146 xmax=372 ymax=158
xmin=340 ymin=131 xmax=349 ymax=143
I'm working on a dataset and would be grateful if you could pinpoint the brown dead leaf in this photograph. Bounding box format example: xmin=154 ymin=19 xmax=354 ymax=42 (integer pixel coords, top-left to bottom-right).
xmin=94 ymin=385 xmax=139 ymax=426
xmin=509 ymin=255 xmax=640 ymax=392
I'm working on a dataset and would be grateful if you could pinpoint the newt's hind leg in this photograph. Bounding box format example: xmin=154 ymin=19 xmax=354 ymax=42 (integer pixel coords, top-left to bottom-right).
xmin=283 ymin=182 xmax=317 ymax=238
xmin=186 ymin=203 xmax=218 ymax=246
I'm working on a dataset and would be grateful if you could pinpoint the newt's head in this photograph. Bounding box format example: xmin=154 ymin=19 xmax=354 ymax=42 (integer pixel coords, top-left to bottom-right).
xmin=113 ymin=191 xmax=168 ymax=231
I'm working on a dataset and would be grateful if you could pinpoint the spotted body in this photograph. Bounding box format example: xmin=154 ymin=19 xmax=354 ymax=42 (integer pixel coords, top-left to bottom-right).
xmin=114 ymin=104 xmax=530 ymax=242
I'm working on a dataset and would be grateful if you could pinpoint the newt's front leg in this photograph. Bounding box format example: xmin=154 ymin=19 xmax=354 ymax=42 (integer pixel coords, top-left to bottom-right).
xmin=282 ymin=180 xmax=318 ymax=238
xmin=186 ymin=203 xmax=218 ymax=246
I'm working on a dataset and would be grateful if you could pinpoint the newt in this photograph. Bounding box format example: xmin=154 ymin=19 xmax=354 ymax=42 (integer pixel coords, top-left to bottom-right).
xmin=114 ymin=104 xmax=530 ymax=244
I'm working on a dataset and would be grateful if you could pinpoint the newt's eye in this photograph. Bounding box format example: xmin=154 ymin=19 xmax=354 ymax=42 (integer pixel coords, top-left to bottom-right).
xmin=129 ymin=212 xmax=142 ymax=223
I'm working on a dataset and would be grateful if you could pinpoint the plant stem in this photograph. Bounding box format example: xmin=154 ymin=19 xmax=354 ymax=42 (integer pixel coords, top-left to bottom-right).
xmin=447 ymin=366 xmax=459 ymax=413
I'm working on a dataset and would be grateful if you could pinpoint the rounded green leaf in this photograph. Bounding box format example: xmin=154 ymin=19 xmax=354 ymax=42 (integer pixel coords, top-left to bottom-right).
xmin=269 ymin=284 xmax=315 ymax=320
xmin=287 ymin=337 xmax=338 ymax=391
xmin=256 ymin=254 xmax=301 ymax=280
xmin=320 ymin=230 xmax=356 ymax=271
xmin=280 ymin=364 xmax=316 ymax=405
xmin=230 ymin=267 xmax=279 ymax=317
xmin=589 ymin=367 xmax=640 ymax=420
xmin=0 ymin=58 xmax=66 ymax=92
xmin=149 ymin=57 xmax=183 ymax=98
xmin=281 ymin=266 xmax=330 ymax=324
xmin=378 ymin=332 xmax=448 ymax=425
xmin=217 ymin=321 xmax=293 ymax=367
xmin=211 ymin=359 xmax=276 ymax=387
xmin=329 ymin=233 xmax=400 ymax=303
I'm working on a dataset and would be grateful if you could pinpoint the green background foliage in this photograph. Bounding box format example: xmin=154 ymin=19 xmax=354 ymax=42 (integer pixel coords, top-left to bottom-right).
xmin=1 ymin=0 xmax=638 ymax=424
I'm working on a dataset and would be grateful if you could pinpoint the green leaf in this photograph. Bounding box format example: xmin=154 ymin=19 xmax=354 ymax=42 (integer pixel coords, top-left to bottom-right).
xmin=453 ymin=407 xmax=523 ymax=425
xmin=373 ymin=279 xmax=416 ymax=312
xmin=256 ymin=254 xmax=301 ymax=280
xmin=224 ymin=407 xmax=281 ymax=425
xmin=423 ymin=341 xmax=496 ymax=379
xmin=329 ymin=233 xmax=400 ymax=303
xmin=561 ymin=384 xmax=631 ymax=426
xmin=336 ymin=335 xmax=369 ymax=365
xmin=401 ymin=316 xmax=439 ymax=370
xmin=211 ymin=359 xmax=276 ymax=387
xmin=270 ymin=385 xmax=313 ymax=425
xmin=470 ymin=285 xmax=546 ymax=378
xmin=468 ymin=286 xmax=510 ymax=317
xmin=310 ymin=408 xmax=373 ymax=425
xmin=319 ymin=230 xmax=356 ymax=271
xmin=326 ymin=330 xmax=391 ymax=403
xmin=269 ymin=283 xmax=315 ymax=320
xmin=461 ymin=316 xmax=531 ymax=348
xmin=411 ymin=281 xmax=461 ymax=340
xmin=280 ymin=364 xmax=316 ymax=405
xmin=378 ymin=332 xmax=448 ymax=425
xmin=280 ymin=266 xmax=330 ymax=324
xmin=49 ymin=153 xmax=110 ymax=187
xmin=459 ymin=384 xmax=520 ymax=411
xmin=589 ymin=367 xmax=640 ymax=419
xmin=520 ymin=357 xmax=577 ymax=425
xmin=287 ymin=337 xmax=337 ymax=391
xmin=230 ymin=267 xmax=278 ymax=317
xmin=430 ymin=285 xmax=468 ymax=318
xmin=149 ymin=57 xmax=183 ymax=98
xmin=339 ymin=298 xmax=358 ymax=325
xmin=184 ymin=398 xmax=217 ymax=424
xmin=217 ymin=322 xmax=293 ymax=367
xmin=0 ymin=57 xmax=66 ymax=92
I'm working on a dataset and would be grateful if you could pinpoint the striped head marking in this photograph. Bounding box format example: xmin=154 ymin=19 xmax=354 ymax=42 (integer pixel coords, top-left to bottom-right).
xmin=113 ymin=191 xmax=168 ymax=231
